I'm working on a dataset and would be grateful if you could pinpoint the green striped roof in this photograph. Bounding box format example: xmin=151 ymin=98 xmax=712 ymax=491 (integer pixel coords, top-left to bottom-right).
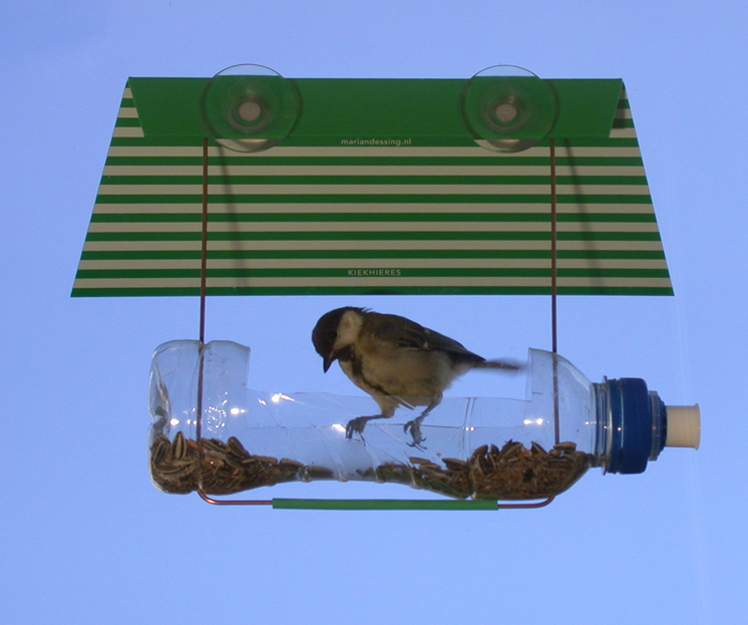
xmin=72 ymin=77 xmax=672 ymax=297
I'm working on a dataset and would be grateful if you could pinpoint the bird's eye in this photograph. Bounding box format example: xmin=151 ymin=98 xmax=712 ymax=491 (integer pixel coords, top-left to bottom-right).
xmin=327 ymin=331 xmax=336 ymax=340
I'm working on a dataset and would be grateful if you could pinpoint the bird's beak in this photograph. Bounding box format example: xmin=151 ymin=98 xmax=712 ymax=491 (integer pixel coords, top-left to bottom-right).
xmin=323 ymin=353 xmax=336 ymax=373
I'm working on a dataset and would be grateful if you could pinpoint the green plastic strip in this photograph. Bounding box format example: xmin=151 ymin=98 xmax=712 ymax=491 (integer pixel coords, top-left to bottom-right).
xmin=271 ymin=498 xmax=499 ymax=510
xmin=128 ymin=77 xmax=624 ymax=140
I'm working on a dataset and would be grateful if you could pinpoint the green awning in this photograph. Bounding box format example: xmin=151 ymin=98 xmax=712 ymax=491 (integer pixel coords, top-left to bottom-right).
xmin=72 ymin=76 xmax=672 ymax=297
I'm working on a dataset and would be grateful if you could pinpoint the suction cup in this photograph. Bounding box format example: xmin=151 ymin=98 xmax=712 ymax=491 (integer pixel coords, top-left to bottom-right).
xmin=200 ymin=64 xmax=301 ymax=153
xmin=460 ymin=65 xmax=557 ymax=152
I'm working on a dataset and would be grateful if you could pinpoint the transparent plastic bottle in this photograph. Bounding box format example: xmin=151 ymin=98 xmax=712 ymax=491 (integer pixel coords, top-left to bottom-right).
xmin=148 ymin=340 xmax=699 ymax=500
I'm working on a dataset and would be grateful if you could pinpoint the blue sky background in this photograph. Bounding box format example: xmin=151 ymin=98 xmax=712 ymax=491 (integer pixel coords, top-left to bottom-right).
xmin=2 ymin=1 xmax=746 ymax=623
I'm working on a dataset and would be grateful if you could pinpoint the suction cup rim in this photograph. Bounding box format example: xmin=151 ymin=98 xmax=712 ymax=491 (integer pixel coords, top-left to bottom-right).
xmin=460 ymin=65 xmax=557 ymax=153
xmin=200 ymin=64 xmax=301 ymax=153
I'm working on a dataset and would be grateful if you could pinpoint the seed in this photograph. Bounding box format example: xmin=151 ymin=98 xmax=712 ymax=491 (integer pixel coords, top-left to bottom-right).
xmin=531 ymin=442 xmax=547 ymax=455
xmin=252 ymin=455 xmax=279 ymax=464
xmin=172 ymin=431 xmax=186 ymax=459
xmin=228 ymin=436 xmax=249 ymax=457
xmin=421 ymin=461 xmax=443 ymax=470
xmin=306 ymin=465 xmax=334 ymax=479
xmin=278 ymin=459 xmax=306 ymax=470
xmin=498 ymin=440 xmax=523 ymax=459
xmin=408 ymin=456 xmax=431 ymax=465
xmin=200 ymin=437 xmax=222 ymax=449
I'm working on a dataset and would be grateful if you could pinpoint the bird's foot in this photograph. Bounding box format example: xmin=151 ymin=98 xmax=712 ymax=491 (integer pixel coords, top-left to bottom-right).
xmin=403 ymin=416 xmax=427 ymax=448
xmin=345 ymin=416 xmax=373 ymax=439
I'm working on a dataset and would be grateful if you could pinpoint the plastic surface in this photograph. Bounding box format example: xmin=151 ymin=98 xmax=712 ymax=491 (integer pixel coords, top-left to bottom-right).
xmin=148 ymin=341 xmax=595 ymax=500
xmin=596 ymin=381 xmax=700 ymax=474
xmin=459 ymin=65 xmax=558 ymax=152
xmin=604 ymin=377 xmax=654 ymax=474
xmin=199 ymin=64 xmax=301 ymax=152
xmin=665 ymin=405 xmax=701 ymax=448
xmin=74 ymin=76 xmax=673 ymax=299
xmin=147 ymin=340 xmax=699 ymax=499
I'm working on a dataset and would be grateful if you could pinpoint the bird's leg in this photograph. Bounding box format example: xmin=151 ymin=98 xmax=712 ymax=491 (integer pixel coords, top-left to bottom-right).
xmin=403 ymin=400 xmax=440 ymax=448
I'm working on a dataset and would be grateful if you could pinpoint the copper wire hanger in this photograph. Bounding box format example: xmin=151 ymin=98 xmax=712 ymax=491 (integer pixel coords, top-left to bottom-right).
xmin=194 ymin=136 xmax=559 ymax=510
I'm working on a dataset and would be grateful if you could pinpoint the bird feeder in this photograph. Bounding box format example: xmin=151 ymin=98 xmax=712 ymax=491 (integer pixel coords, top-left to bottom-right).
xmin=73 ymin=64 xmax=699 ymax=510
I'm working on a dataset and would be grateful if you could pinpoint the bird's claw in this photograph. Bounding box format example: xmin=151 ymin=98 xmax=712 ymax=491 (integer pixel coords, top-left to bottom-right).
xmin=345 ymin=416 xmax=370 ymax=439
xmin=403 ymin=417 xmax=426 ymax=448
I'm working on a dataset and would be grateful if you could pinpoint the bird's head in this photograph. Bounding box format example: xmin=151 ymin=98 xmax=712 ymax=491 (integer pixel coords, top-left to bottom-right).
xmin=312 ymin=307 xmax=365 ymax=372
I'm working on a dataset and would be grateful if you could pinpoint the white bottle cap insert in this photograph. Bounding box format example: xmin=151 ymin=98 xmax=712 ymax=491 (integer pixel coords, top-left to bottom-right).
xmin=666 ymin=405 xmax=700 ymax=449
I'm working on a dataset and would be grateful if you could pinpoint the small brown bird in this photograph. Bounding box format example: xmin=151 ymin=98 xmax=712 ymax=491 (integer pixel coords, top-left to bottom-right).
xmin=312 ymin=307 xmax=520 ymax=445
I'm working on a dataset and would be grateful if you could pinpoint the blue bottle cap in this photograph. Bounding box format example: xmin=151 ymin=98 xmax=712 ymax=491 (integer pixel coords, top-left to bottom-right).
xmin=606 ymin=378 xmax=659 ymax=474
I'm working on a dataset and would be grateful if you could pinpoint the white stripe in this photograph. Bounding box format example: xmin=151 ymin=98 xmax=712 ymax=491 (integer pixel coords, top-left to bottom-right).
xmin=91 ymin=201 xmax=656 ymax=214
xmin=81 ymin=239 xmax=665 ymax=252
xmin=101 ymin=164 xmax=647 ymax=177
xmin=96 ymin=183 xmax=652 ymax=195
xmin=117 ymin=108 xmax=139 ymax=119
xmin=107 ymin=146 xmax=203 ymax=157
xmin=112 ymin=127 xmax=145 ymax=138
xmin=78 ymin=257 xmax=668 ymax=271
xmin=609 ymin=128 xmax=637 ymax=138
xmin=86 ymin=220 xmax=660 ymax=233
xmin=72 ymin=276 xmax=672 ymax=289
xmin=103 ymin=145 xmax=646 ymax=158
xmin=228 ymin=146 xmax=551 ymax=158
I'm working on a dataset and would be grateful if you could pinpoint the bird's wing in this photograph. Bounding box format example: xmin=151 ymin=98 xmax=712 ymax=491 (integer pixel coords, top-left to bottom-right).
xmin=372 ymin=314 xmax=483 ymax=361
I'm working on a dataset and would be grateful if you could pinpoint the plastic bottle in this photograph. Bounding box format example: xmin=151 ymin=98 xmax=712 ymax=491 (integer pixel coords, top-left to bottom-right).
xmin=148 ymin=340 xmax=699 ymax=500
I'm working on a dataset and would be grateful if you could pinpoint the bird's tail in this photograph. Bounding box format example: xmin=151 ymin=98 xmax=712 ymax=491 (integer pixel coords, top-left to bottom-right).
xmin=475 ymin=358 xmax=523 ymax=371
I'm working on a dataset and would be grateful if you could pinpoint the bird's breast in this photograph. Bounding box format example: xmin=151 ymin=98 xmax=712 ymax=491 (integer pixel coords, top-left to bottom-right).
xmin=342 ymin=347 xmax=462 ymax=405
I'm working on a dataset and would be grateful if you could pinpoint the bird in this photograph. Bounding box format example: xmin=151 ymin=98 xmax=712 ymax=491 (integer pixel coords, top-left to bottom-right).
xmin=311 ymin=307 xmax=520 ymax=446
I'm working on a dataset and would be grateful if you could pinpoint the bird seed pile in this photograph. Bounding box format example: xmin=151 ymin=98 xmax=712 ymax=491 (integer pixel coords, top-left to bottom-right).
xmin=149 ymin=432 xmax=333 ymax=495
xmin=150 ymin=433 xmax=591 ymax=499
xmin=377 ymin=441 xmax=592 ymax=499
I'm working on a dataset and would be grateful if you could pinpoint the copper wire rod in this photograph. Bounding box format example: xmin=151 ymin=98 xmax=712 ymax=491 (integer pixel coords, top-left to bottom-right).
xmin=195 ymin=139 xmax=274 ymax=507
xmin=550 ymin=139 xmax=561 ymax=446
xmin=550 ymin=138 xmax=558 ymax=354
xmin=199 ymin=136 xmax=209 ymax=345
xmin=499 ymin=496 xmax=555 ymax=510
xmin=193 ymin=493 xmax=553 ymax=509
xmin=197 ymin=490 xmax=272 ymax=506
xmin=195 ymin=137 xmax=210 ymax=500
